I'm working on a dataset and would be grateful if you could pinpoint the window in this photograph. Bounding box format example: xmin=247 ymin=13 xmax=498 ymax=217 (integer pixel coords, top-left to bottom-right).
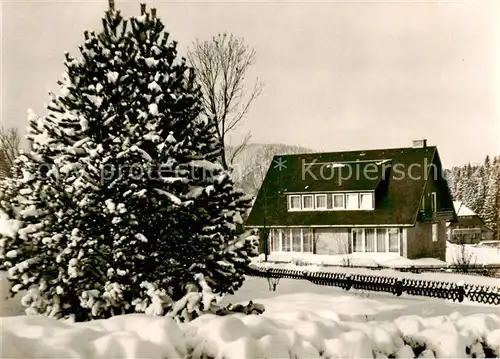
xmin=365 ymin=229 xmax=376 ymax=252
xmin=389 ymin=228 xmax=399 ymax=252
xmin=302 ymin=195 xmax=314 ymax=210
xmin=282 ymin=229 xmax=291 ymax=251
xmin=292 ymin=228 xmax=302 ymax=252
xmin=360 ymin=193 xmax=374 ymax=210
xmin=376 ymin=228 xmax=387 ymax=252
xmin=333 ymin=194 xmax=345 ymax=209
xmin=286 ymin=192 xmax=377 ymax=211
xmin=332 ymin=228 xmax=349 ymax=254
xmin=432 ymin=223 xmax=438 ymax=242
xmin=315 ymin=194 xmax=327 ymax=209
xmin=347 ymin=229 xmax=353 ymax=253
xmin=352 ymin=228 xmax=363 ymax=252
xmin=350 ymin=228 xmax=402 ymax=253
xmin=288 ymin=195 xmax=301 ymax=210
xmin=327 ymin=194 xmax=333 ymax=209
xmin=346 ymin=193 xmax=359 ymax=210
xmin=303 ymin=229 xmax=313 ymax=252
xmin=270 ymin=229 xmax=281 ymax=252
xmin=269 ymin=228 xmax=314 ymax=253
xmin=431 ymin=192 xmax=437 ymax=212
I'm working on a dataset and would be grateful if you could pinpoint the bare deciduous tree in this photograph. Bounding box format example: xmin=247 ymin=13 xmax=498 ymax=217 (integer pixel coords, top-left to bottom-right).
xmin=234 ymin=144 xmax=313 ymax=195
xmin=187 ymin=33 xmax=263 ymax=170
xmin=451 ymin=234 xmax=477 ymax=273
xmin=0 ymin=126 xmax=20 ymax=179
xmin=226 ymin=132 xmax=252 ymax=170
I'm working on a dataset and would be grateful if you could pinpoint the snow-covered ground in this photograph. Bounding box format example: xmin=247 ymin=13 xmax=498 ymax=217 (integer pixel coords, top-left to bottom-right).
xmin=252 ymin=261 xmax=500 ymax=287
xmin=222 ymin=276 xmax=500 ymax=318
xmin=2 ymin=276 xmax=500 ymax=359
xmin=446 ymin=242 xmax=500 ymax=265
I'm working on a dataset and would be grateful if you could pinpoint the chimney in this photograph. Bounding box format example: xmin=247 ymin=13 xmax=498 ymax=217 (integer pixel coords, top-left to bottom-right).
xmin=412 ymin=139 xmax=427 ymax=148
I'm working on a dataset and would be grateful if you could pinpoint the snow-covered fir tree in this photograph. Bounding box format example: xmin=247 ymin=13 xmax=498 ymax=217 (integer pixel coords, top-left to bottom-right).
xmin=0 ymin=2 xmax=257 ymax=321
xmin=460 ymin=164 xmax=476 ymax=211
xmin=451 ymin=166 xmax=462 ymax=196
xmin=454 ymin=166 xmax=467 ymax=202
xmin=483 ymin=159 xmax=500 ymax=238
xmin=484 ymin=155 xmax=491 ymax=177
xmin=469 ymin=166 xmax=486 ymax=215
xmin=443 ymin=168 xmax=455 ymax=196
xmin=480 ymin=156 xmax=493 ymax=219
xmin=447 ymin=156 xmax=499 ymax=232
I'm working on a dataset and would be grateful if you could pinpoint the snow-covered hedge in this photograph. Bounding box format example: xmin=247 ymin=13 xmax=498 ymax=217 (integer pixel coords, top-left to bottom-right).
xmin=2 ymin=310 xmax=499 ymax=358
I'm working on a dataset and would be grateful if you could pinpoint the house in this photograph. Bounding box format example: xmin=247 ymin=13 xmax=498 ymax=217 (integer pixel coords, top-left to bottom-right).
xmin=245 ymin=140 xmax=457 ymax=262
xmin=446 ymin=201 xmax=493 ymax=244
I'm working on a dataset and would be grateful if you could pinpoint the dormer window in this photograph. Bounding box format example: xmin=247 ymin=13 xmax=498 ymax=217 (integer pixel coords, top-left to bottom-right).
xmin=315 ymin=194 xmax=327 ymax=209
xmin=333 ymin=194 xmax=345 ymax=209
xmin=360 ymin=193 xmax=374 ymax=210
xmin=346 ymin=193 xmax=359 ymax=210
xmin=287 ymin=191 xmax=375 ymax=212
xmin=288 ymin=195 xmax=301 ymax=210
xmin=302 ymin=195 xmax=314 ymax=209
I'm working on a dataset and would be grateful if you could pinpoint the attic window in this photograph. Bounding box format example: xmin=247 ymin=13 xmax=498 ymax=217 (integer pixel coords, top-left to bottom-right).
xmin=333 ymin=194 xmax=345 ymax=209
xmin=346 ymin=193 xmax=359 ymax=210
xmin=288 ymin=195 xmax=301 ymax=210
xmin=287 ymin=192 xmax=374 ymax=212
xmin=315 ymin=194 xmax=327 ymax=209
xmin=302 ymin=195 xmax=314 ymax=209
xmin=360 ymin=193 xmax=374 ymax=210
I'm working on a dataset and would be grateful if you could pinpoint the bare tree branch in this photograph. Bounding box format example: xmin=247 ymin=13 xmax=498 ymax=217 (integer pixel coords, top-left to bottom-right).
xmin=187 ymin=33 xmax=263 ymax=170
xmin=0 ymin=126 xmax=20 ymax=179
xmin=228 ymin=132 xmax=252 ymax=166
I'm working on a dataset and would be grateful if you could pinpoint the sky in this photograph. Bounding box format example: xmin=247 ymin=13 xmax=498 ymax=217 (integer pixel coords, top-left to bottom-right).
xmin=1 ymin=0 xmax=499 ymax=168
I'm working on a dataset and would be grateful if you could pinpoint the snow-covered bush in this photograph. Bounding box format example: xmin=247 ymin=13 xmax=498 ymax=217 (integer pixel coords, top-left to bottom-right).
xmin=170 ymin=273 xmax=264 ymax=323
xmin=0 ymin=3 xmax=257 ymax=321
xmin=451 ymin=236 xmax=477 ymax=273
xmin=170 ymin=273 xmax=219 ymax=323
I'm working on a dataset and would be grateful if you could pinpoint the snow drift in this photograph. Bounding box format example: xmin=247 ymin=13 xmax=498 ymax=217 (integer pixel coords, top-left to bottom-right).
xmin=2 ymin=309 xmax=499 ymax=358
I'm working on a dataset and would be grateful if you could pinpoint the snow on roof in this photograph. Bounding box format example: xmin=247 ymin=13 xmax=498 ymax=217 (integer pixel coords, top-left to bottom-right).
xmin=452 ymin=201 xmax=476 ymax=217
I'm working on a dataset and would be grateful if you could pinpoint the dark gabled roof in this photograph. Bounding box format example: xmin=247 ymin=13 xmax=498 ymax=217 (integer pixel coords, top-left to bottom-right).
xmin=246 ymin=145 xmax=451 ymax=227
xmin=284 ymin=160 xmax=390 ymax=192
